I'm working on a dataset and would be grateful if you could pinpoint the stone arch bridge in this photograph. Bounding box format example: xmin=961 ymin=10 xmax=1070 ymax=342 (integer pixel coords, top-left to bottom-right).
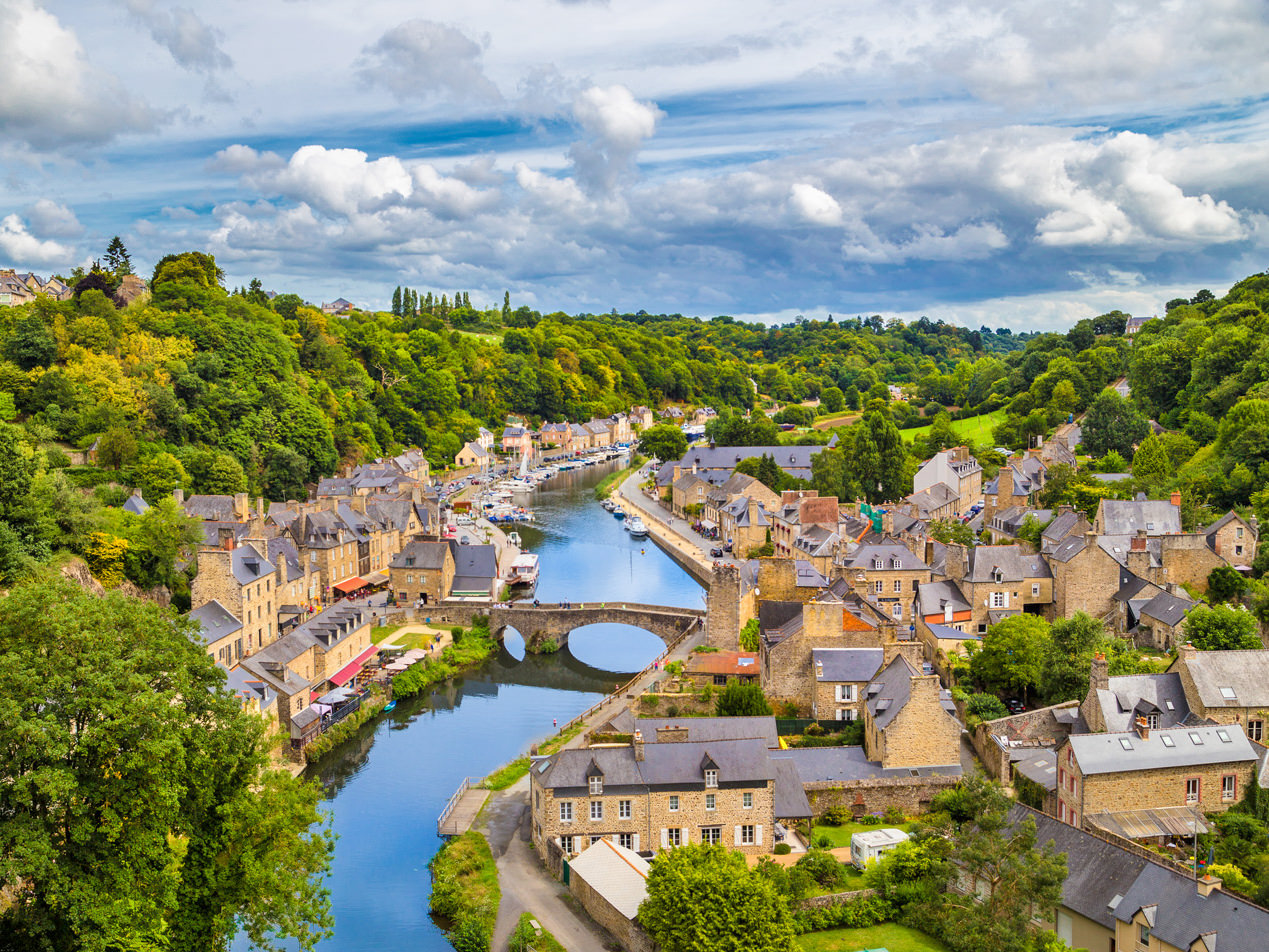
xmin=488 ymin=601 xmax=705 ymax=653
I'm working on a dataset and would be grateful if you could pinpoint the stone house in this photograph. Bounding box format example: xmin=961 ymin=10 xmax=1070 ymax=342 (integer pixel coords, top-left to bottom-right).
xmin=811 ymin=647 xmax=884 ymax=721
xmin=1054 ymin=722 xmax=1257 ymax=828
xmin=771 ymin=491 xmax=838 ymax=559
xmin=455 ymin=441 xmax=489 ymax=469
xmin=287 ymin=509 xmax=359 ymax=600
xmin=1007 ymin=804 xmax=1269 ymax=952
xmin=500 ymin=426 xmax=534 ymax=455
xmin=942 ymin=543 xmax=1052 ymax=634
xmin=221 ymin=662 xmax=279 ymax=740
xmin=191 ymin=540 xmax=278 ymax=657
xmin=862 ymin=656 xmax=962 ymax=770
xmin=569 ymin=422 xmax=592 ymax=451
xmin=1204 ymin=511 xmax=1257 ymax=565
xmin=538 ymin=422 xmax=571 ymax=450
xmin=682 ymin=650 xmax=760 ymax=689
xmin=912 ymin=446 xmax=982 ymax=516
xmin=1132 ymin=590 xmax=1199 ymax=650
xmin=718 ymin=495 xmax=770 ymax=556
xmin=1048 ymin=531 xmax=1124 ymax=622
xmin=1096 ymin=495 xmax=1182 ymax=536
xmin=630 ymin=406 xmax=655 ymax=431
xmin=606 ymin=413 xmax=633 ymax=443
xmin=906 ymin=483 xmax=961 ymax=522
xmin=565 ymin=839 xmax=654 ymax=952
xmin=388 ymin=540 xmax=456 ymax=606
xmin=1172 ymin=644 xmax=1269 ymax=740
xmin=584 ymin=420 xmax=613 ymax=447
xmin=671 ymin=471 xmax=709 ymax=516
xmin=791 ymin=525 xmax=840 ymax=577
xmin=841 ymin=542 xmax=933 ymax=627
xmin=982 ymin=456 xmax=1047 ymax=523
xmin=190 ymin=599 xmax=246 ymax=667
xmin=476 ymin=427 xmax=495 ymax=451
xmin=703 ymin=472 xmax=778 ymax=536
xmin=530 ymin=733 xmax=789 ymax=860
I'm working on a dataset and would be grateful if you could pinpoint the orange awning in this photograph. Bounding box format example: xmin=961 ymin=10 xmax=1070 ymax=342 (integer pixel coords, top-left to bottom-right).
xmin=333 ymin=576 xmax=367 ymax=594
xmin=328 ymin=644 xmax=380 ymax=688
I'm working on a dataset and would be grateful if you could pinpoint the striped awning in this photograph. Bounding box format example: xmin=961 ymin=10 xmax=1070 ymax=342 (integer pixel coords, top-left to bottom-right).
xmin=328 ymin=644 xmax=380 ymax=688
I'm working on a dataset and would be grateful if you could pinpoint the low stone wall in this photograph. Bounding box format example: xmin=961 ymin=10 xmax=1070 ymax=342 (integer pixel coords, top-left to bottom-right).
xmin=971 ymin=701 xmax=1078 ymax=780
xmin=796 ymin=888 xmax=877 ymax=910
xmin=570 ymin=869 xmax=658 ymax=952
xmin=805 ymin=774 xmax=961 ymax=817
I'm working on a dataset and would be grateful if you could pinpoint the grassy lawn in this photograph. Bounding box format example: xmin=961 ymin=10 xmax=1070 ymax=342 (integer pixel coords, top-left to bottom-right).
xmin=796 ymin=923 xmax=949 ymax=952
xmin=809 ymin=820 xmax=917 ymax=849
xmin=899 ymin=409 xmax=1005 ymax=445
xmin=511 ymin=913 xmax=566 ymax=952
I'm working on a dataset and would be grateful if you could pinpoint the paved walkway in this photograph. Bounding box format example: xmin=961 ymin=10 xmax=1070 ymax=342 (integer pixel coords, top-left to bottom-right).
xmin=614 ymin=473 xmax=718 ymax=578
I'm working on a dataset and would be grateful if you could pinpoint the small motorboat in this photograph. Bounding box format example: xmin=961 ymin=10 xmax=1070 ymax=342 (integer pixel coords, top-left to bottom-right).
xmin=383 ymin=700 xmax=397 ymax=713
xmin=601 ymin=499 xmax=616 ymax=512
xmin=628 ymin=517 xmax=649 ymax=538
xmin=612 ymin=506 xmax=626 ymax=519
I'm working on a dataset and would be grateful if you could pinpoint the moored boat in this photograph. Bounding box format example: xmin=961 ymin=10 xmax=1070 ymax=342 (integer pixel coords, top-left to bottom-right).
xmin=627 ymin=517 xmax=648 ymax=538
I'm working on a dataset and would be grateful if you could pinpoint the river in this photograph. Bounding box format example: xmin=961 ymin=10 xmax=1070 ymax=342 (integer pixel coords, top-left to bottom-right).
xmin=251 ymin=460 xmax=702 ymax=952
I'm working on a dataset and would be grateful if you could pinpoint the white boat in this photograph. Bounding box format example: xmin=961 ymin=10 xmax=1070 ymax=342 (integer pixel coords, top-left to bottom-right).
xmin=628 ymin=517 xmax=649 ymax=538
xmin=508 ymin=552 xmax=540 ymax=588
xmin=506 ymin=531 xmax=522 ymax=548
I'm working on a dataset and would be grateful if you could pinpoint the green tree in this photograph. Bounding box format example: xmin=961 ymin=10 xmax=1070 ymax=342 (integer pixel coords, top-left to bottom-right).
xmin=1208 ymin=565 xmax=1249 ymax=604
xmin=1082 ymin=390 xmax=1149 ymax=460
xmin=1182 ymin=603 xmax=1261 ymax=650
xmin=1132 ymin=433 xmax=1170 ymax=488
xmin=96 ymin=426 xmax=139 ymax=470
xmin=0 ymin=577 xmax=334 ymax=951
xmin=821 ymin=386 xmax=845 ymax=413
xmin=965 ymin=693 xmax=1009 ymax=722
xmin=104 ymin=235 xmax=134 ymax=277
xmin=638 ymin=423 xmax=687 ymax=462
xmin=739 ymin=618 xmax=760 ymax=651
xmin=4 ymin=314 xmax=58 ymax=369
xmin=639 ymin=844 xmax=795 ymax=952
xmin=134 ymin=452 xmax=187 ymax=502
xmin=970 ymin=614 xmax=1051 ymax=702
xmin=715 ymin=682 xmax=773 ymax=716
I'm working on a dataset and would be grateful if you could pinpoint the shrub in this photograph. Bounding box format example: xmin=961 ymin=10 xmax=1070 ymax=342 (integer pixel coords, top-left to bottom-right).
xmin=793 ymin=849 xmax=844 ymax=888
xmin=640 ymin=694 xmax=659 ymax=709
xmin=858 ymin=813 xmax=882 ymax=826
xmin=452 ymin=626 xmax=463 ymax=638
xmin=804 ymin=722 xmax=824 ymax=737
xmin=667 ymin=704 xmax=680 ymax=718
xmin=821 ymin=805 xmax=851 ymax=826
xmin=883 ymin=806 xmax=906 ymax=825
xmin=815 ymin=835 xmax=834 ymax=849
xmin=790 ymin=896 xmax=893 ymax=935
xmin=774 ymin=842 xmax=792 ymax=855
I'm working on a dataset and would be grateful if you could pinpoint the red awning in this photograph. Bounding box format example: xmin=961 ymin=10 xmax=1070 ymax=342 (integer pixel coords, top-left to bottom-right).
xmin=333 ymin=576 xmax=367 ymax=594
xmin=328 ymin=644 xmax=380 ymax=687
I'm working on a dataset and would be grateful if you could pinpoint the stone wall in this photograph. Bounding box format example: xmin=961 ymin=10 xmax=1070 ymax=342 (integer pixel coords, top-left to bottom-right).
xmin=796 ymin=888 xmax=877 ymax=910
xmin=1159 ymin=533 xmax=1224 ymax=593
xmin=1051 ymin=538 xmax=1121 ymax=622
xmin=569 ymin=871 xmax=658 ymax=952
xmin=705 ymin=564 xmax=742 ymax=649
xmin=490 ymin=602 xmax=704 ymax=651
xmin=804 ymin=775 xmax=961 ymax=816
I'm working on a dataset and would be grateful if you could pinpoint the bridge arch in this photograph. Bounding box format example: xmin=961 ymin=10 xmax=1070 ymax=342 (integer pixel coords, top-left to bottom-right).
xmin=487 ymin=602 xmax=704 ymax=653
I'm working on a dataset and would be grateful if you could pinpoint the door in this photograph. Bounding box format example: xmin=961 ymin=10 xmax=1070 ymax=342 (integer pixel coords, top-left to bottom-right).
xmin=562 ymin=858 xmax=570 ymax=886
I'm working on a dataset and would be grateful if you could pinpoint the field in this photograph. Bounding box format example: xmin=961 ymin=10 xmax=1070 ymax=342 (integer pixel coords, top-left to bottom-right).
xmin=796 ymin=923 xmax=950 ymax=952
xmin=812 ymin=411 xmax=862 ymax=431
xmin=899 ymin=409 xmax=1005 ymax=446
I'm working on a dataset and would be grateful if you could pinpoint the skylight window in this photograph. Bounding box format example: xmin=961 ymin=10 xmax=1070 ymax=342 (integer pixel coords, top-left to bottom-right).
xmin=1165 ymin=700 xmax=1175 ymax=711
xmin=1189 ymin=732 xmax=1204 ymax=745
xmin=1217 ymin=730 xmax=1232 ymax=743
xmin=1119 ymin=738 xmax=1134 ymax=751
xmin=1220 ymin=687 xmax=1238 ymax=700
xmin=1161 ymin=736 xmax=1176 ymax=748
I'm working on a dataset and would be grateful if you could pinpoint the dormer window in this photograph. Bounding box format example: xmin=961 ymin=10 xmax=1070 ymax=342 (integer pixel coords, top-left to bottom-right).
xmin=589 ymin=776 xmax=602 ymax=795
xmin=890 ymin=558 xmax=900 ymax=569
xmin=873 ymin=558 xmax=882 ymax=570
xmin=705 ymin=769 xmax=718 ymax=788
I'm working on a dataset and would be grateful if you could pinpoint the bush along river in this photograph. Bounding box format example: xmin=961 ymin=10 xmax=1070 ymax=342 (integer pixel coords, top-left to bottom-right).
xmin=239 ymin=459 xmax=703 ymax=952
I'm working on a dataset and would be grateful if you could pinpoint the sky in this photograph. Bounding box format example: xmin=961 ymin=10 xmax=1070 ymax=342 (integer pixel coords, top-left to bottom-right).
xmin=2 ymin=0 xmax=1268 ymax=330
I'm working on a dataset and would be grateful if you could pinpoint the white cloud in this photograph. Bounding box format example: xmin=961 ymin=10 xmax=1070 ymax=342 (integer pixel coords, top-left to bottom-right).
xmin=0 ymin=0 xmax=159 ymax=149
xmin=0 ymin=213 xmax=74 ymax=265
xmin=569 ymin=85 xmax=664 ymax=193
xmin=120 ymin=0 xmax=232 ymax=74
xmin=355 ymin=20 xmax=501 ymax=103
xmin=789 ymin=184 xmax=842 ymax=226
xmin=22 ymin=199 xmax=82 ymax=238
xmin=206 ymin=144 xmax=284 ymax=174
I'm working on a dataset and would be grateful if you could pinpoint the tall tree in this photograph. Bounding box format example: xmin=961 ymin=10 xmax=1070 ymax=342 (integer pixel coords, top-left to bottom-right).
xmin=391 ymin=286 xmax=402 ymax=317
xmin=0 ymin=578 xmax=334 ymax=951
xmin=104 ymin=235 xmax=134 ymax=277
xmin=1081 ymin=390 xmax=1150 ymax=460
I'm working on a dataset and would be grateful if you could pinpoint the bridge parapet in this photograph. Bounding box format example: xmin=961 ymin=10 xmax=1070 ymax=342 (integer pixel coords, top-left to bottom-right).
xmin=488 ymin=602 xmax=704 ymax=652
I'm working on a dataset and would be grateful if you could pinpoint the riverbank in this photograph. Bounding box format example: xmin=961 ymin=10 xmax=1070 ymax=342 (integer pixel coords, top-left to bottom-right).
xmin=615 ymin=473 xmax=714 ymax=585
xmin=593 ymin=453 xmax=644 ymax=501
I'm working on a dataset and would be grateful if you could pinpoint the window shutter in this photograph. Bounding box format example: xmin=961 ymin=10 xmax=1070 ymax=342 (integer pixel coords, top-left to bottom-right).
xmin=680 ymin=827 xmax=688 ymax=844
xmin=756 ymin=825 xmax=763 ymax=845
xmin=734 ymin=825 xmax=742 ymax=844
xmin=633 ymin=834 xmax=639 ymax=851
xmin=660 ymin=829 xmax=668 ymax=849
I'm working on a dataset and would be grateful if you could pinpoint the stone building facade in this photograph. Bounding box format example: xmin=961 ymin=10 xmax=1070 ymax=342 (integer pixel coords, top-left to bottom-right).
xmin=191 ymin=540 xmax=278 ymax=657
xmin=841 ymin=543 xmax=932 ymax=627
xmin=388 ymin=540 xmax=456 ymax=605
xmin=1172 ymin=644 xmax=1269 ymax=739
xmin=862 ymin=657 xmax=962 ymax=770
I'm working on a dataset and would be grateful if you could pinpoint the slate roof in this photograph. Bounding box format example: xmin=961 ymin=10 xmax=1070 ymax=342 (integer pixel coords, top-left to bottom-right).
xmin=266 ymin=537 xmax=303 ymax=579
xmin=926 ymin=621 xmax=981 ymax=641
xmin=1181 ymin=649 xmax=1269 ymax=709
xmin=793 ymin=525 xmax=838 ymax=557
xmin=865 ymin=655 xmax=920 ymax=730
xmin=1042 ymin=510 xmax=1084 ymax=549
xmin=390 ymin=540 xmax=451 ymax=570
xmin=1138 ymin=590 xmax=1196 ymax=627
xmin=813 ymin=648 xmax=885 ymax=683
xmin=1011 ymin=748 xmax=1058 ymax=790
xmin=794 ymin=559 xmax=828 ymax=588
xmin=965 ymin=544 xmax=1051 ymax=581
xmin=538 ymin=738 xmax=777 ymax=792
xmin=669 ymin=445 xmax=826 ymax=483
xmin=122 ymin=491 xmax=150 ymax=515
xmin=907 ymin=483 xmax=960 ymax=516
xmin=220 ymin=662 xmax=276 ymax=712
xmin=759 ymin=600 xmax=803 ymax=645
xmin=451 ymin=541 xmax=497 ymax=579
xmin=188 ymin=600 xmax=242 ymax=647
xmin=183 ymin=494 xmax=241 ymax=521
xmin=1100 ymin=499 xmax=1181 ymax=536
xmin=247 ymin=602 xmax=371 ymax=670
xmin=1047 ymin=534 xmax=1089 ymax=563
xmin=635 ymin=716 xmax=778 ymax=747
xmin=1068 ymin=724 xmax=1257 ymax=775
xmin=917 ymin=579 xmax=970 ymax=617
xmin=1083 ymin=672 xmax=1192 ymax=733
xmin=229 ymin=542 xmax=275 ymax=586
xmin=844 ymin=543 xmax=930 ymax=572
xmin=772 ymin=758 xmax=813 ymax=818
xmin=772 ymin=746 xmax=962 ymax=782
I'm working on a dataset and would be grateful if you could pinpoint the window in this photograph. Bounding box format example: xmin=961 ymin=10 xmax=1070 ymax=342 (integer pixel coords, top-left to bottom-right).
xmin=705 ymin=794 xmax=716 ymax=811
xmin=1161 ymin=735 xmax=1175 ymax=748
xmin=590 ymin=801 xmax=604 ymax=821
xmin=1223 ymin=775 xmax=1237 ymax=801
xmin=892 ymin=603 xmax=902 ymax=619
xmin=619 ymin=799 xmax=631 ymax=819
xmin=618 ymin=833 xmax=634 ymax=849
xmin=589 ymin=776 xmax=603 ymax=795
xmin=1220 ymin=687 xmax=1238 ymax=700
xmin=1236 ymin=545 xmax=1244 ymax=556
xmin=560 ymin=802 xmax=573 ymax=822
xmin=713 ymin=674 xmax=727 ymax=686
xmin=702 ymin=827 xmax=721 ymax=844
xmin=893 ymin=579 xmax=902 ymax=592
xmin=1238 ymin=526 xmax=1245 ymax=539
xmin=835 ymin=708 xmax=858 ymax=721
xmin=1139 ymin=923 xmax=1150 ymax=946
xmin=740 ymin=825 xmax=756 ymax=845
xmin=873 ymin=558 xmax=882 ymax=570
xmin=1250 ymin=720 xmax=1264 ymax=742
xmin=1119 ymin=738 xmax=1134 ymax=751
xmin=668 ymin=796 xmax=679 ymax=812
xmin=1217 ymin=729 xmax=1232 ymax=743
xmin=590 ymin=835 xmax=603 ymax=846
xmin=666 ymin=828 xmax=681 ymax=847
xmin=835 ymin=684 xmax=856 ymax=703
xmin=705 ymin=769 xmax=718 ymax=788
xmin=743 ymin=792 xmax=753 ymax=809
xmin=1146 ymin=713 xmax=1159 ymax=729
xmin=991 ymin=592 xmax=1006 ymax=608
xmin=1186 ymin=778 xmax=1200 ymax=803
xmin=560 ymin=835 xmax=574 ymax=854
xmin=874 ymin=580 xmax=883 ymax=594
xmin=1031 ymin=583 xmax=1040 ymax=596
xmin=1189 ymin=732 xmax=1204 ymax=745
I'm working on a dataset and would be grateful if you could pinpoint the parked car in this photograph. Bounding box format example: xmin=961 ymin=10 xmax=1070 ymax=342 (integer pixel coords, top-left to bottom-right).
xmin=710 ymin=547 xmax=724 ymax=558
xmin=1004 ymin=698 xmax=1026 ymax=714
xmin=459 ymin=536 xmax=471 ymax=545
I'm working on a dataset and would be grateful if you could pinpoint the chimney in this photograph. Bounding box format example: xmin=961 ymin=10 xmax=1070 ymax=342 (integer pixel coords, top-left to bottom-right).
xmin=1197 ymin=874 xmax=1222 ymax=898
xmin=1080 ymin=653 xmax=1110 ymax=733
xmin=172 ymin=487 xmax=185 ymax=505
xmin=1135 ymin=714 xmax=1150 ymax=740
xmin=1131 ymin=529 xmax=1148 ymax=551
xmin=1177 ymin=642 xmax=1197 ymax=665
xmin=234 ymin=491 xmax=249 ymax=521
xmin=945 ymin=543 xmax=966 ymax=582
xmin=1089 ymin=653 xmax=1109 ymax=693
xmin=633 ymin=730 xmax=644 ymax=761
xmin=218 ymin=527 xmax=236 ymax=550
